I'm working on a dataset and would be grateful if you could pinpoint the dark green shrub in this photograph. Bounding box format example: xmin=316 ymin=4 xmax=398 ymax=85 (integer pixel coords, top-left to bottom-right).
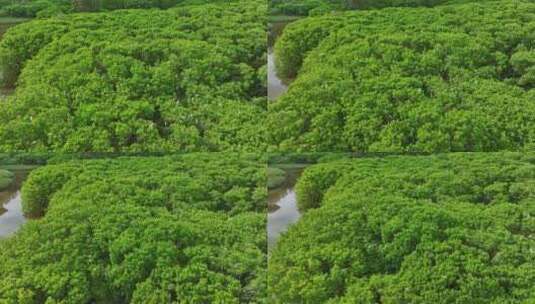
xmin=294 ymin=162 xmax=347 ymax=210
xmin=2 ymin=1 xmax=52 ymax=17
xmin=21 ymin=164 xmax=80 ymax=216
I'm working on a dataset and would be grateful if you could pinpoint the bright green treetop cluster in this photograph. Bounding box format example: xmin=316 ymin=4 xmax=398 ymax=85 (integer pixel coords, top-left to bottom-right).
xmin=269 ymin=152 xmax=535 ymax=303
xmin=269 ymin=0 xmax=490 ymax=16
xmin=0 ymin=0 xmax=238 ymax=18
xmin=0 ymin=0 xmax=266 ymax=152
xmin=0 ymin=153 xmax=266 ymax=303
xmin=269 ymin=0 xmax=535 ymax=152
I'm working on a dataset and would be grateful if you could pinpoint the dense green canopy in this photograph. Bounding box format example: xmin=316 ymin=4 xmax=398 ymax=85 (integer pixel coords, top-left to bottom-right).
xmin=0 ymin=0 xmax=236 ymax=18
xmin=269 ymin=0 xmax=488 ymax=16
xmin=0 ymin=154 xmax=266 ymax=303
xmin=269 ymin=0 xmax=535 ymax=152
xmin=0 ymin=0 xmax=266 ymax=152
xmin=269 ymin=153 xmax=535 ymax=303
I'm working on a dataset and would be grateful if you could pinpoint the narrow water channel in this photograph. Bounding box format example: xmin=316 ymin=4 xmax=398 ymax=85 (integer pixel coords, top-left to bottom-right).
xmin=268 ymin=166 xmax=306 ymax=250
xmin=0 ymin=192 xmax=24 ymax=238
xmin=268 ymin=50 xmax=288 ymax=101
xmin=268 ymin=19 xmax=297 ymax=101
xmin=0 ymin=169 xmax=32 ymax=238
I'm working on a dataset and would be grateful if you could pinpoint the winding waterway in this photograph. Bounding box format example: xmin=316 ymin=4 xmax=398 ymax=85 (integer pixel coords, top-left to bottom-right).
xmin=0 ymin=169 xmax=32 ymax=238
xmin=268 ymin=50 xmax=288 ymax=101
xmin=268 ymin=19 xmax=297 ymax=102
xmin=267 ymin=165 xmax=306 ymax=250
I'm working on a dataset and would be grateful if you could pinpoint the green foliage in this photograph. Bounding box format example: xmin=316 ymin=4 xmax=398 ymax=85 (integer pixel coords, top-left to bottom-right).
xmin=270 ymin=0 xmax=337 ymax=16
xmin=0 ymin=153 xmax=267 ymax=303
xmin=0 ymin=152 xmax=51 ymax=165
xmin=0 ymin=168 xmax=14 ymax=190
xmin=294 ymin=161 xmax=347 ymax=210
xmin=268 ymin=152 xmax=337 ymax=164
xmin=0 ymin=0 xmax=62 ymax=18
xmin=268 ymin=0 xmax=487 ymax=16
xmin=269 ymin=0 xmax=535 ymax=152
xmin=21 ymin=163 xmax=81 ymax=216
xmin=0 ymin=16 xmax=28 ymax=40
xmin=0 ymin=0 xmax=240 ymax=18
xmin=267 ymin=167 xmax=286 ymax=189
xmin=0 ymin=1 xmax=267 ymax=152
xmin=269 ymin=153 xmax=535 ymax=303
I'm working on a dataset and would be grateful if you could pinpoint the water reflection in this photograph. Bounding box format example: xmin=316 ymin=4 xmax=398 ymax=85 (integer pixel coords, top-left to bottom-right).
xmin=268 ymin=166 xmax=306 ymax=250
xmin=268 ymin=19 xmax=296 ymax=102
xmin=268 ymin=50 xmax=288 ymax=101
xmin=0 ymin=192 xmax=24 ymax=238
xmin=0 ymin=169 xmax=32 ymax=238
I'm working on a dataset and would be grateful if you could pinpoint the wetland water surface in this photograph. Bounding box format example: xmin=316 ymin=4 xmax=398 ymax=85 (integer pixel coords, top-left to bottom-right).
xmin=268 ymin=166 xmax=306 ymax=250
xmin=0 ymin=169 xmax=32 ymax=238
xmin=268 ymin=50 xmax=288 ymax=101
xmin=268 ymin=19 xmax=297 ymax=101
